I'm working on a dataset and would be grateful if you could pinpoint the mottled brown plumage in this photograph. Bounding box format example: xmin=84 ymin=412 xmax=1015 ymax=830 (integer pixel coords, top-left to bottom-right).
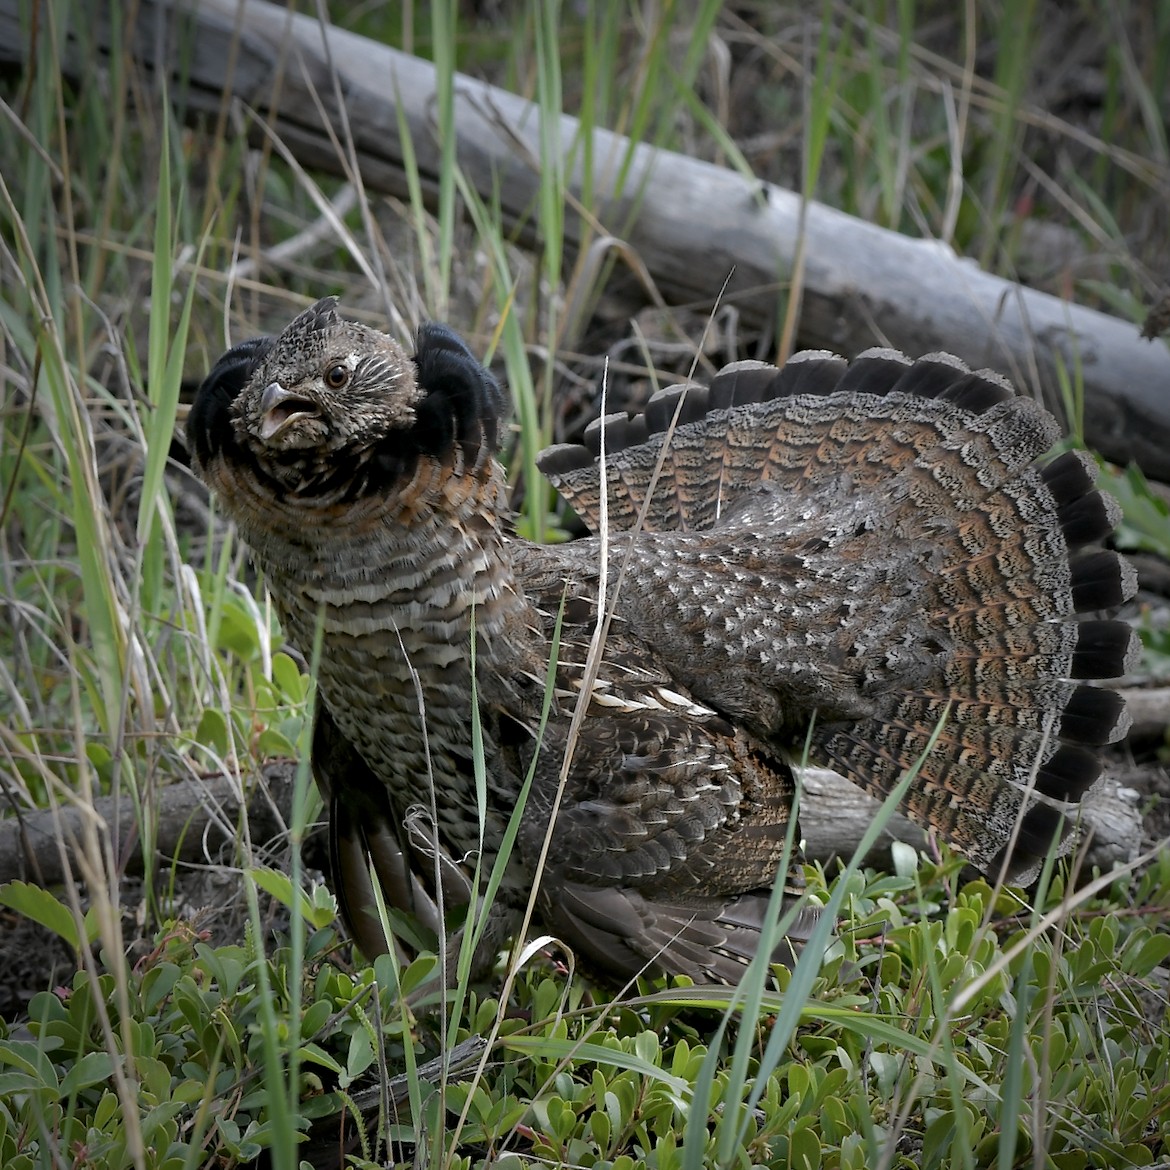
xmin=188 ymin=298 xmax=1137 ymax=984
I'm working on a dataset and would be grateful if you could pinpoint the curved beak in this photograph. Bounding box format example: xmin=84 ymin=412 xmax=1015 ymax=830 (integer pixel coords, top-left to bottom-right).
xmin=258 ymin=382 xmax=318 ymax=440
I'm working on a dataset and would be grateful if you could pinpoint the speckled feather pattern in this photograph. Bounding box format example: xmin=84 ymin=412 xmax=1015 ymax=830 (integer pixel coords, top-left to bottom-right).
xmin=542 ymin=352 xmax=1137 ymax=877
xmin=189 ymin=305 xmax=1136 ymax=983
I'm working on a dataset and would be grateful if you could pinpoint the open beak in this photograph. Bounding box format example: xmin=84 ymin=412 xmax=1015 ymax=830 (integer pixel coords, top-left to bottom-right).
xmin=258 ymin=382 xmax=319 ymax=440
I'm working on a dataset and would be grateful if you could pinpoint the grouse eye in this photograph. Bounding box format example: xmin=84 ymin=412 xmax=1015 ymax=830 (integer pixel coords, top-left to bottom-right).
xmin=324 ymin=364 xmax=349 ymax=389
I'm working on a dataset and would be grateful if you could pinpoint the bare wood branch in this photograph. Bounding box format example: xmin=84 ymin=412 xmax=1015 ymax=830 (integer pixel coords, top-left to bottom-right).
xmin=0 ymin=758 xmax=1141 ymax=890
xmin=0 ymin=764 xmax=300 ymax=887
xmin=2 ymin=0 xmax=1166 ymax=476
xmin=798 ymin=766 xmax=1142 ymax=874
xmin=1122 ymin=688 xmax=1170 ymax=744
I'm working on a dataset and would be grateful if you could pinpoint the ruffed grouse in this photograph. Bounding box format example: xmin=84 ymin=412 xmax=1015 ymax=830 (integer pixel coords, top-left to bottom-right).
xmin=188 ymin=297 xmax=1137 ymax=983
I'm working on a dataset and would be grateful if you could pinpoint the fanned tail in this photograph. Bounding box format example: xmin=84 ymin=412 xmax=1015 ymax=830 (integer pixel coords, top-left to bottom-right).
xmin=538 ymin=349 xmax=1137 ymax=879
xmin=804 ymin=384 xmax=1138 ymax=877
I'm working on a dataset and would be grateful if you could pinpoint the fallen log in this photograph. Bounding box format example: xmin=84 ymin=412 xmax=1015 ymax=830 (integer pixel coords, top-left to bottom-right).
xmin=1121 ymin=687 xmax=1170 ymax=745
xmin=2 ymin=0 xmax=1167 ymax=477
xmin=0 ymin=764 xmax=301 ymax=888
xmin=0 ymin=759 xmax=1142 ymax=888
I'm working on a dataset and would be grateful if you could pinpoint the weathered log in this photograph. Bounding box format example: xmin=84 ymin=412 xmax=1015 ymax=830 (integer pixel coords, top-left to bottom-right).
xmin=0 ymin=764 xmax=300 ymax=887
xmin=797 ymin=765 xmax=1142 ymax=874
xmin=2 ymin=0 xmax=1168 ymax=477
xmin=1121 ymin=687 xmax=1170 ymax=745
xmin=0 ymin=758 xmax=1142 ymax=889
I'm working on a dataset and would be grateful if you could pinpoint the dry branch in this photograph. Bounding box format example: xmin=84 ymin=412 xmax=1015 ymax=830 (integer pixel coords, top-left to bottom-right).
xmin=2 ymin=0 xmax=1167 ymax=476
xmin=0 ymin=759 xmax=1141 ymax=890
xmin=798 ymin=765 xmax=1142 ymax=874
xmin=1122 ymin=687 xmax=1170 ymax=744
xmin=0 ymin=764 xmax=300 ymax=887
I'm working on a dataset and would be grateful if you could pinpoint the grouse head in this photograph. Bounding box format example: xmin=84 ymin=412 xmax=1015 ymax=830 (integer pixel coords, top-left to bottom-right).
xmin=187 ymin=298 xmax=507 ymax=500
